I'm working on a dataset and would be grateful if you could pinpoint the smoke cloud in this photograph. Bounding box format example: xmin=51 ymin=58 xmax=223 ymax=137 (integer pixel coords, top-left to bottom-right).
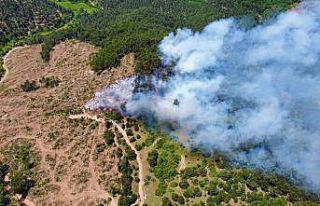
xmin=87 ymin=1 xmax=320 ymax=193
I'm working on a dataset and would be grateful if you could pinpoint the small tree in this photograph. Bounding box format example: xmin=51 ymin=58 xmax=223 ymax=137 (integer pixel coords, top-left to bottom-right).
xmin=40 ymin=76 xmax=61 ymax=88
xmin=10 ymin=173 xmax=34 ymax=197
xmin=21 ymin=80 xmax=39 ymax=92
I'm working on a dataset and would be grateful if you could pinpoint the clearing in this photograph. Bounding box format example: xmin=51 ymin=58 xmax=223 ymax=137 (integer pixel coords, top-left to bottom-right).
xmin=0 ymin=40 xmax=134 ymax=205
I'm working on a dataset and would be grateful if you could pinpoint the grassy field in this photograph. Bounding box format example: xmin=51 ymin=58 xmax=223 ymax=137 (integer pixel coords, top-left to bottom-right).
xmin=52 ymin=1 xmax=99 ymax=14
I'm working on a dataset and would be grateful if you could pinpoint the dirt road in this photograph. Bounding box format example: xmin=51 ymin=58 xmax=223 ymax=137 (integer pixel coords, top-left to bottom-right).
xmin=1 ymin=46 xmax=27 ymax=84
xmin=111 ymin=120 xmax=145 ymax=206
xmin=68 ymin=113 xmax=145 ymax=205
xmin=69 ymin=112 xmax=105 ymax=123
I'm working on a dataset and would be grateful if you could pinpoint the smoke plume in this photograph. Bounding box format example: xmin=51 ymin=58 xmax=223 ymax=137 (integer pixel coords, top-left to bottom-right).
xmin=87 ymin=1 xmax=320 ymax=192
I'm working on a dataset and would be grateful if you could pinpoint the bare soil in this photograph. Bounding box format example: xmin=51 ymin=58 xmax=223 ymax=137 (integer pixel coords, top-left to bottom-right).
xmin=0 ymin=40 xmax=135 ymax=205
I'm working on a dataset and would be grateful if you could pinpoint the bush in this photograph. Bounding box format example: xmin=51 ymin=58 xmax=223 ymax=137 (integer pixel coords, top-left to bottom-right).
xmin=153 ymin=140 xmax=180 ymax=181
xmin=118 ymin=194 xmax=137 ymax=206
xmin=21 ymin=80 xmax=39 ymax=92
xmin=172 ymin=193 xmax=185 ymax=205
xmin=10 ymin=173 xmax=34 ymax=196
xmin=194 ymin=187 xmax=202 ymax=197
xmin=147 ymin=150 xmax=158 ymax=168
xmin=179 ymin=180 xmax=189 ymax=189
xmin=126 ymin=147 xmax=136 ymax=161
xmin=169 ymin=181 xmax=178 ymax=188
xmin=95 ymin=144 xmax=105 ymax=153
xmin=104 ymin=111 xmax=123 ymax=121
xmin=144 ymin=133 xmax=156 ymax=147
xmin=103 ymin=130 xmax=115 ymax=146
xmin=183 ymin=187 xmax=195 ymax=199
xmin=155 ymin=181 xmax=167 ymax=196
xmin=126 ymin=128 xmax=134 ymax=136
xmin=40 ymin=76 xmax=61 ymax=88
xmin=181 ymin=167 xmax=198 ymax=179
xmin=136 ymin=144 xmax=143 ymax=151
xmin=161 ymin=197 xmax=172 ymax=206
xmin=207 ymin=181 xmax=219 ymax=196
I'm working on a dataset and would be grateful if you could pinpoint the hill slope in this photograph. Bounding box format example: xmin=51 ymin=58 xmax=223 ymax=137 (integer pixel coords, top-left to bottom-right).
xmin=0 ymin=0 xmax=70 ymax=46
xmin=41 ymin=0 xmax=298 ymax=73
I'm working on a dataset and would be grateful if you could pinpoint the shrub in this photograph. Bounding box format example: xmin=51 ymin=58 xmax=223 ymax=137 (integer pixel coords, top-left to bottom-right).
xmin=144 ymin=133 xmax=156 ymax=147
xmin=182 ymin=167 xmax=198 ymax=179
xmin=126 ymin=147 xmax=136 ymax=161
xmin=40 ymin=76 xmax=60 ymax=88
xmin=118 ymin=194 xmax=137 ymax=206
xmin=136 ymin=144 xmax=143 ymax=151
xmin=169 ymin=181 xmax=178 ymax=188
xmin=147 ymin=150 xmax=158 ymax=168
xmin=179 ymin=180 xmax=189 ymax=189
xmin=207 ymin=181 xmax=219 ymax=196
xmin=155 ymin=181 xmax=167 ymax=196
xmin=161 ymin=197 xmax=172 ymax=206
xmin=95 ymin=144 xmax=105 ymax=153
xmin=183 ymin=187 xmax=195 ymax=198
xmin=21 ymin=80 xmax=39 ymax=92
xmin=172 ymin=193 xmax=185 ymax=205
xmin=126 ymin=128 xmax=134 ymax=136
xmin=10 ymin=172 xmax=34 ymax=196
xmin=103 ymin=130 xmax=115 ymax=146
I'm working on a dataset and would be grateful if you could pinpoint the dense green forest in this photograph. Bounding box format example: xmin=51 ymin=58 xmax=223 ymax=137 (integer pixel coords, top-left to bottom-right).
xmin=41 ymin=0 xmax=298 ymax=73
xmin=0 ymin=0 xmax=71 ymax=46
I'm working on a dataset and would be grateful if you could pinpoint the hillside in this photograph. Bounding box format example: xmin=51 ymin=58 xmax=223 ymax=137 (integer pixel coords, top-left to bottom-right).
xmin=2 ymin=0 xmax=320 ymax=206
xmin=0 ymin=0 xmax=72 ymax=81
xmin=41 ymin=0 xmax=298 ymax=73
xmin=0 ymin=0 xmax=70 ymax=46
xmin=0 ymin=41 xmax=135 ymax=205
xmin=0 ymin=42 xmax=319 ymax=206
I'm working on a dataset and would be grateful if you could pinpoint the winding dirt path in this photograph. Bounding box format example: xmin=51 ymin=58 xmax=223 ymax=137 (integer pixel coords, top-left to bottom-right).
xmin=0 ymin=46 xmax=27 ymax=84
xmin=111 ymin=120 xmax=145 ymax=206
xmin=68 ymin=113 xmax=145 ymax=206
xmin=69 ymin=113 xmax=105 ymax=123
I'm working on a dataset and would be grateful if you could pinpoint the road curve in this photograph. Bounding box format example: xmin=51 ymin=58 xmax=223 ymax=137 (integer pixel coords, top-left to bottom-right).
xmin=68 ymin=113 xmax=145 ymax=205
xmin=0 ymin=46 xmax=27 ymax=84
xmin=111 ymin=120 xmax=145 ymax=206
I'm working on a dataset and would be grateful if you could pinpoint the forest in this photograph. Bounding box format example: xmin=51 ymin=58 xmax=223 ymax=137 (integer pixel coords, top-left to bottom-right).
xmin=0 ymin=0 xmax=73 ymax=80
xmin=0 ymin=0 xmax=71 ymax=47
xmin=41 ymin=0 xmax=299 ymax=73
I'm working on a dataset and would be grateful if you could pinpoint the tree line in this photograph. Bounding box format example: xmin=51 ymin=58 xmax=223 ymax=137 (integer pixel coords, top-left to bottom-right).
xmin=40 ymin=0 xmax=298 ymax=73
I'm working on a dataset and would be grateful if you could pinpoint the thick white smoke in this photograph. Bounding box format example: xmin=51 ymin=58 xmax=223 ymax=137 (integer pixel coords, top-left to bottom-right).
xmin=88 ymin=1 xmax=320 ymax=192
xmin=86 ymin=78 xmax=135 ymax=110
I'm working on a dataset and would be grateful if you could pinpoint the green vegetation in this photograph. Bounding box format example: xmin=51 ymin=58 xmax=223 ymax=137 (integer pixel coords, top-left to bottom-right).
xmin=21 ymin=80 xmax=40 ymax=92
xmin=0 ymin=63 xmax=4 ymax=80
xmin=21 ymin=76 xmax=61 ymax=92
xmin=51 ymin=0 xmax=99 ymax=14
xmin=138 ymin=130 xmax=319 ymax=206
xmin=40 ymin=76 xmax=61 ymax=88
xmin=152 ymin=139 xmax=180 ymax=181
xmin=41 ymin=0 xmax=298 ymax=73
xmin=0 ymin=0 xmax=70 ymax=47
xmin=0 ymin=142 xmax=38 ymax=205
xmin=0 ymin=0 xmax=73 ymax=80
xmin=0 ymin=0 xmax=99 ymax=81
xmin=0 ymin=163 xmax=10 ymax=206
xmin=103 ymin=130 xmax=115 ymax=146
xmin=104 ymin=110 xmax=123 ymax=122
